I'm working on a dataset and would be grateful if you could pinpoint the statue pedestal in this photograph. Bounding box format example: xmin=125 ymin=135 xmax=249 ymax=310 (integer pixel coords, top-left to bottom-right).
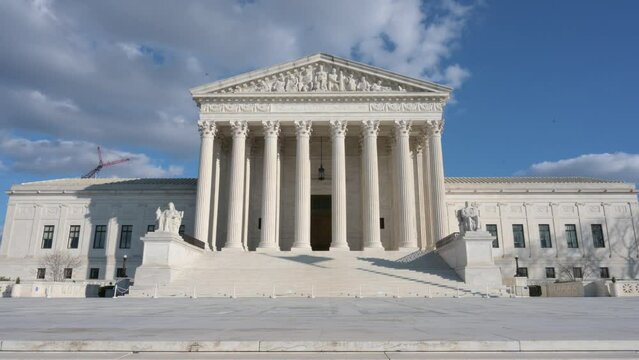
xmin=134 ymin=231 xmax=204 ymax=287
xmin=436 ymin=231 xmax=503 ymax=289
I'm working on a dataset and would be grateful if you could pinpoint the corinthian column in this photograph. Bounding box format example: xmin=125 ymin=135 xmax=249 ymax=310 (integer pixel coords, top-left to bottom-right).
xmin=361 ymin=120 xmax=383 ymax=250
xmin=425 ymin=120 xmax=448 ymax=243
xmin=194 ymin=120 xmax=217 ymax=250
xmin=292 ymin=120 xmax=312 ymax=250
xmin=394 ymin=120 xmax=418 ymax=249
xmin=258 ymin=120 xmax=280 ymax=250
xmin=329 ymin=120 xmax=349 ymax=250
xmin=224 ymin=120 xmax=249 ymax=250
xmin=420 ymin=132 xmax=433 ymax=249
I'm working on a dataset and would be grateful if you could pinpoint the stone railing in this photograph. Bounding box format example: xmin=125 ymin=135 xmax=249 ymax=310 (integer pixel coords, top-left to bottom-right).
xmin=610 ymin=280 xmax=639 ymax=297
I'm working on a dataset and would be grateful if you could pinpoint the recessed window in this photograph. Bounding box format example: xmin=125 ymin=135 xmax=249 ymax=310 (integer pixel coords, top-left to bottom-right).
xmin=93 ymin=225 xmax=107 ymax=249
xmin=380 ymin=218 xmax=385 ymax=229
xmin=119 ymin=225 xmax=133 ymax=249
xmin=63 ymin=268 xmax=72 ymax=279
xmin=68 ymin=225 xmax=81 ymax=249
xmin=36 ymin=268 xmax=46 ymax=280
xmin=486 ymin=224 xmax=499 ymax=248
xmin=539 ymin=224 xmax=552 ymax=248
xmin=600 ymin=267 xmax=610 ymax=279
xmin=513 ymin=224 xmax=526 ymax=248
xmin=592 ymin=224 xmax=605 ymax=248
xmin=258 ymin=218 xmax=262 ymax=230
xmin=573 ymin=267 xmax=583 ymax=279
xmin=566 ymin=224 xmax=579 ymax=248
xmin=147 ymin=224 xmax=155 ymax=233
xmin=179 ymin=225 xmax=185 ymax=236
xmin=41 ymin=225 xmax=54 ymax=249
xmin=545 ymin=267 xmax=556 ymax=279
xmin=89 ymin=268 xmax=100 ymax=280
xmin=516 ymin=267 xmax=528 ymax=277
xmin=116 ymin=268 xmax=127 ymax=278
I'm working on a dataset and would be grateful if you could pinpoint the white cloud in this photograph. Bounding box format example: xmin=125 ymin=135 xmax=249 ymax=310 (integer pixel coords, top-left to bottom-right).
xmin=0 ymin=0 xmax=477 ymax=168
xmin=0 ymin=134 xmax=183 ymax=178
xmin=517 ymin=153 xmax=639 ymax=184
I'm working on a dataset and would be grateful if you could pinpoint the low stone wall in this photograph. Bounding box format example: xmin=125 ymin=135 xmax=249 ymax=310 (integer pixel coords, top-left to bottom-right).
xmin=9 ymin=282 xmax=100 ymax=298
xmin=610 ymin=280 xmax=639 ymax=297
xmin=542 ymin=282 xmax=584 ymax=297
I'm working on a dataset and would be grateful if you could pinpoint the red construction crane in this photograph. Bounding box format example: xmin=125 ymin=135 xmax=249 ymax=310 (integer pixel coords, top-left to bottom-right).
xmin=81 ymin=146 xmax=130 ymax=178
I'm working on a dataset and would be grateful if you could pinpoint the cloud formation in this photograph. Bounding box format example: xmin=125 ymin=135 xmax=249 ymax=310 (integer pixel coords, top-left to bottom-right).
xmin=0 ymin=134 xmax=183 ymax=178
xmin=0 ymin=0 xmax=476 ymax=178
xmin=517 ymin=152 xmax=639 ymax=184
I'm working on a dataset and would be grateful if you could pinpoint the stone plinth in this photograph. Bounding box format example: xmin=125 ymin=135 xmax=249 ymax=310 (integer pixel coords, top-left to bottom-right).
xmin=134 ymin=231 xmax=204 ymax=286
xmin=436 ymin=231 xmax=503 ymax=289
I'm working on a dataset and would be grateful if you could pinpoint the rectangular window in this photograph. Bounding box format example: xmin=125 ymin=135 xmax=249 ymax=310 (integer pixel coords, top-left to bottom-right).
xmin=67 ymin=225 xmax=81 ymax=249
xmin=89 ymin=268 xmax=100 ymax=280
xmin=63 ymin=268 xmax=72 ymax=279
xmin=41 ymin=225 xmax=54 ymax=249
xmin=539 ymin=224 xmax=552 ymax=248
xmin=119 ymin=225 xmax=133 ymax=249
xmin=573 ymin=267 xmax=583 ymax=279
xmin=147 ymin=224 xmax=155 ymax=233
xmin=486 ymin=224 xmax=499 ymax=248
xmin=516 ymin=267 xmax=528 ymax=277
xmin=116 ymin=267 xmax=127 ymax=278
xmin=513 ymin=224 xmax=526 ymax=248
xmin=258 ymin=218 xmax=262 ymax=230
xmin=380 ymin=218 xmax=385 ymax=229
xmin=179 ymin=225 xmax=185 ymax=236
xmin=545 ymin=267 xmax=556 ymax=279
xmin=566 ymin=224 xmax=579 ymax=248
xmin=93 ymin=225 xmax=107 ymax=249
xmin=592 ymin=224 xmax=605 ymax=248
xmin=600 ymin=267 xmax=610 ymax=278
xmin=36 ymin=268 xmax=46 ymax=279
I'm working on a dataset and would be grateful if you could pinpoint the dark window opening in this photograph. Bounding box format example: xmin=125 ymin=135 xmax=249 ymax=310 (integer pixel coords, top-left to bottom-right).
xmin=545 ymin=267 xmax=556 ymax=279
xmin=68 ymin=225 xmax=81 ymax=249
xmin=486 ymin=224 xmax=498 ymax=248
xmin=119 ymin=225 xmax=133 ymax=249
xmin=63 ymin=268 xmax=72 ymax=279
xmin=93 ymin=225 xmax=107 ymax=249
xmin=36 ymin=268 xmax=46 ymax=279
xmin=41 ymin=225 xmax=54 ymax=249
xmin=513 ymin=224 xmax=526 ymax=248
xmin=539 ymin=224 xmax=552 ymax=248
xmin=380 ymin=218 xmax=385 ymax=229
xmin=89 ymin=268 xmax=100 ymax=279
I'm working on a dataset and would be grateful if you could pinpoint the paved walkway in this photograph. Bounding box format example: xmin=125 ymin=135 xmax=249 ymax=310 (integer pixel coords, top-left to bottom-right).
xmin=0 ymin=297 xmax=638 ymax=354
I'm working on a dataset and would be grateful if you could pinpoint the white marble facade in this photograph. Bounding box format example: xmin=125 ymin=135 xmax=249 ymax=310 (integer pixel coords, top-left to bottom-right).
xmin=1 ymin=53 xmax=638 ymax=283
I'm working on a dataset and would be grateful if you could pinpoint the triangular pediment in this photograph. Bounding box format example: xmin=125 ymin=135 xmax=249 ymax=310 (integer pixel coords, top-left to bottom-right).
xmin=191 ymin=53 xmax=451 ymax=96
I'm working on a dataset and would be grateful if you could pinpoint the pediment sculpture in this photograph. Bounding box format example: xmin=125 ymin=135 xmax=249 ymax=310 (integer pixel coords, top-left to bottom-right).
xmin=215 ymin=62 xmax=414 ymax=94
xmin=457 ymin=201 xmax=481 ymax=235
xmin=155 ymin=202 xmax=184 ymax=235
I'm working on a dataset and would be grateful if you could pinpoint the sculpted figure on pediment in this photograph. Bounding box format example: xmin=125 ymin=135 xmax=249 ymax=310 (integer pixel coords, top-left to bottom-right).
xmin=328 ymin=68 xmax=340 ymax=91
xmin=256 ymin=78 xmax=270 ymax=92
xmin=345 ymin=73 xmax=357 ymax=91
xmin=272 ymin=74 xmax=286 ymax=92
xmin=357 ymin=76 xmax=370 ymax=91
xmin=285 ymin=71 xmax=298 ymax=92
xmin=301 ymin=65 xmax=314 ymax=92
xmin=314 ymin=64 xmax=328 ymax=91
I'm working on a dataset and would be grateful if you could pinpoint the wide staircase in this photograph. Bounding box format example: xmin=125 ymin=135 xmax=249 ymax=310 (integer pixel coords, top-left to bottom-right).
xmin=129 ymin=250 xmax=503 ymax=298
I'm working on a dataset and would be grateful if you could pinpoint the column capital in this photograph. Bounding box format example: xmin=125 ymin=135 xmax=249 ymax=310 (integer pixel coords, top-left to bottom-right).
xmin=361 ymin=120 xmax=380 ymax=137
xmin=262 ymin=120 xmax=280 ymax=137
xmin=198 ymin=120 xmax=217 ymax=138
xmin=294 ymin=120 xmax=312 ymax=137
xmin=329 ymin=120 xmax=348 ymax=138
xmin=393 ymin=120 xmax=412 ymax=137
xmin=230 ymin=120 xmax=249 ymax=137
xmin=424 ymin=119 xmax=444 ymax=137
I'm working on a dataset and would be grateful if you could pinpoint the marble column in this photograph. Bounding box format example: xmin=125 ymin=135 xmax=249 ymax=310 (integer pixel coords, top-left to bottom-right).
xmin=292 ymin=120 xmax=312 ymax=250
xmin=361 ymin=120 xmax=383 ymax=249
xmin=393 ymin=120 xmax=418 ymax=249
xmin=329 ymin=120 xmax=349 ymax=250
xmin=425 ymin=120 xmax=448 ymax=243
xmin=194 ymin=120 xmax=217 ymax=249
xmin=420 ymin=133 xmax=433 ymax=249
xmin=224 ymin=120 xmax=249 ymax=250
xmin=258 ymin=120 xmax=280 ymax=250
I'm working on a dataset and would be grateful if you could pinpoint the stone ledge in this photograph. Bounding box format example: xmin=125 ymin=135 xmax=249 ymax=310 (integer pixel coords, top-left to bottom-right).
xmin=2 ymin=340 xmax=639 ymax=352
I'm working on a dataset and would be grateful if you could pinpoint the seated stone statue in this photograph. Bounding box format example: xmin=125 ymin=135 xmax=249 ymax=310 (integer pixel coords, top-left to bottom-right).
xmin=457 ymin=201 xmax=481 ymax=235
xmin=155 ymin=202 xmax=184 ymax=235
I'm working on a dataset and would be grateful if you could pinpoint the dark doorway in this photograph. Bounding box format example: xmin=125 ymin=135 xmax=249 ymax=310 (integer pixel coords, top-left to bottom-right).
xmin=311 ymin=195 xmax=331 ymax=251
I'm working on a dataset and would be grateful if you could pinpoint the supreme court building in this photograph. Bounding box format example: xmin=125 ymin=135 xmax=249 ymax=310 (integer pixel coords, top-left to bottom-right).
xmin=1 ymin=54 xmax=638 ymax=297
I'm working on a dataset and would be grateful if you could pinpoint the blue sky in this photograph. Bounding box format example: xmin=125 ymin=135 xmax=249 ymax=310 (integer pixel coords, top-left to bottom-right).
xmin=1 ymin=0 xmax=638 ymax=232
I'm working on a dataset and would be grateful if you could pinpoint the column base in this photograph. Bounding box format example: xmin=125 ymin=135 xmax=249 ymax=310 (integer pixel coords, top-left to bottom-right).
xmin=255 ymin=247 xmax=280 ymax=253
xmin=361 ymin=246 xmax=385 ymax=251
xmin=220 ymin=246 xmax=245 ymax=252
xmin=398 ymin=246 xmax=419 ymax=252
xmin=329 ymin=245 xmax=350 ymax=251
xmin=290 ymin=246 xmax=313 ymax=252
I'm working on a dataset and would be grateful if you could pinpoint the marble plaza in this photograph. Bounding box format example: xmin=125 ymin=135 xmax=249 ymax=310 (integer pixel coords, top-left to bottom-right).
xmin=1 ymin=53 xmax=638 ymax=297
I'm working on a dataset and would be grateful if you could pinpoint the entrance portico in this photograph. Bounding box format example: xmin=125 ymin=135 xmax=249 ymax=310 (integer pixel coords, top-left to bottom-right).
xmin=190 ymin=53 xmax=451 ymax=252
